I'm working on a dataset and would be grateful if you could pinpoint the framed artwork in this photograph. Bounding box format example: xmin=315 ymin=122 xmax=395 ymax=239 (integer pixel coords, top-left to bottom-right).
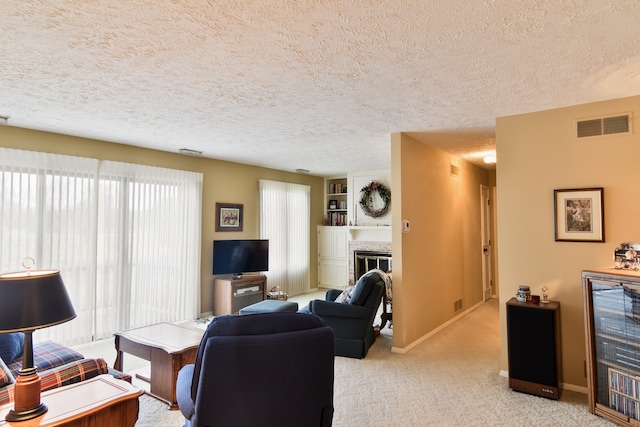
xmin=216 ymin=203 xmax=243 ymax=232
xmin=554 ymin=188 xmax=604 ymax=242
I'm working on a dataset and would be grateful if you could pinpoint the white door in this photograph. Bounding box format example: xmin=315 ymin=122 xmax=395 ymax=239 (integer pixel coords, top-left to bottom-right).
xmin=319 ymin=226 xmax=334 ymax=258
xmin=333 ymin=228 xmax=349 ymax=259
xmin=319 ymin=259 xmax=334 ymax=288
xmin=481 ymin=185 xmax=493 ymax=301
xmin=334 ymin=260 xmax=349 ymax=288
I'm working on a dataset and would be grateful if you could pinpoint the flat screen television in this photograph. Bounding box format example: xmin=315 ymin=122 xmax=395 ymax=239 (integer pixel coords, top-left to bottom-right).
xmin=212 ymin=239 xmax=269 ymax=279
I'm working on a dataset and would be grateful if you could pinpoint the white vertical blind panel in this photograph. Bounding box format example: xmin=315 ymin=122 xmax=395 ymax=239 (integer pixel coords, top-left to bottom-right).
xmin=0 ymin=148 xmax=202 ymax=346
xmin=0 ymin=148 xmax=98 ymax=345
xmin=260 ymin=180 xmax=287 ymax=292
xmin=259 ymin=179 xmax=310 ymax=296
xmin=97 ymin=161 xmax=202 ymax=335
xmin=286 ymin=183 xmax=310 ymax=295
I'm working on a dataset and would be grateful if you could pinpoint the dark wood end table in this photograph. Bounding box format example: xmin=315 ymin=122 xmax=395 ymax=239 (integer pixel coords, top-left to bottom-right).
xmin=113 ymin=322 xmax=203 ymax=409
xmin=0 ymin=374 xmax=142 ymax=427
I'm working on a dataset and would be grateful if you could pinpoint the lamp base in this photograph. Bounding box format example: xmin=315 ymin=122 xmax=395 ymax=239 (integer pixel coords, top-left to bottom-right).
xmin=6 ymin=403 xmax=48 ymax=422
xmin=5 ymin=366 xmax=47 ymax=422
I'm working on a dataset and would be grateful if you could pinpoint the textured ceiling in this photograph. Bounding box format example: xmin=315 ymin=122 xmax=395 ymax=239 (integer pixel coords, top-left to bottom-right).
xmin=2 ymin=1 xmax=640 ymax=176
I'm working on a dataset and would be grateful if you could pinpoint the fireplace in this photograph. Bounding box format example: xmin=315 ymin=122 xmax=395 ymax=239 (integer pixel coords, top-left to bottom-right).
xmin=349 ymin=241 xmax=392 ymax=284
xmin=354 ymin=251 xmax=392 ymax=281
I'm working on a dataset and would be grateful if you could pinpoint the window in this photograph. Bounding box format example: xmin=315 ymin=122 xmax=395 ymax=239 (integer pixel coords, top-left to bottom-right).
xmin=0 ymin=148 xmax=202 ymax=345
xmin=259 ymin=180 xmax=310 ymax=296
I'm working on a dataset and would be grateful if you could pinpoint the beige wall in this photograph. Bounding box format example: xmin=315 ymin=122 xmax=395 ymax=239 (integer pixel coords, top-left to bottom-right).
xmin=391 ymin=132 xmax=490 ymax=350
xmin=0 ymin=126 xmax=324 ymax=315
xmin=496 ymin=95 xmax=640 ymax=390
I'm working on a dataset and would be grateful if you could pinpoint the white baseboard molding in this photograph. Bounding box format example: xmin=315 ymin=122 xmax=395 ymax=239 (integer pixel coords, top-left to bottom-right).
xmin=562 ymin=383 xmax=588 ymax=394
xmin=499 ymin=370 xmax=588 ymax=394
xmin=390 ymin=300 xmax=485 ymax=354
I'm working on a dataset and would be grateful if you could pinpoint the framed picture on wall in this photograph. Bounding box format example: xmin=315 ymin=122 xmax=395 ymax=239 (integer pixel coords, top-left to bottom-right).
xmin=554 ymin=188 xmax=604 ymax=242
xmin=216 ymin=203 xmax=243 ymax=232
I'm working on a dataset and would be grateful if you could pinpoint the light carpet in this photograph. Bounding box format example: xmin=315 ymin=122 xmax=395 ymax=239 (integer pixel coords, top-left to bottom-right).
xmin=133 ymin=298 xmax=615 ymax=426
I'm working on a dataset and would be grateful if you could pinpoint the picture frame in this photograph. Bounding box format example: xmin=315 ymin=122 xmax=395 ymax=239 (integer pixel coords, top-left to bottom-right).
xmin=554 ymin=188 xmax=604 ymax=242
xmin=215 ymin=203 xmax=243 ymax=232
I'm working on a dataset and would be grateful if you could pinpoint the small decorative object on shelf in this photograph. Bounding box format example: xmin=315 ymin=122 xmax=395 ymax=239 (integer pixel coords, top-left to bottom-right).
xmin=516 ymin=285 xmax=531 ymax=302
xmin=541 ymin=286 xmax=549 ymax=303
xmin=613 ymin=242 xmax=640 ymax=270
xmin=359 ymin=180 xmax=391 ymax=218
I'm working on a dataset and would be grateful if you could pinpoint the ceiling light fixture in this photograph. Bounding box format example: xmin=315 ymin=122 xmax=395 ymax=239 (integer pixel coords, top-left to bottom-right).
xmin=0 ymin=116 xmax=9 ymax=126
xmin=483 ymin=155 xmax=497 ymax=164
xmin=179 ymin=148 xmax=202 ymax=157
xmin=295 ymin=168 xmax=310 ymax=174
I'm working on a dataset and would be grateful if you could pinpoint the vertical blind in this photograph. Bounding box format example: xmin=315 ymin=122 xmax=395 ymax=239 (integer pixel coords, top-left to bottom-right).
xmin=259 ymin=179 xmax=310 ymax=296
xmin=0 ymin=148 xmax=202 ymax=346
xmin=0 ymin=149 xmax=99 ymax=345
xmin=95 ymin=161 xmax=202 ymax=339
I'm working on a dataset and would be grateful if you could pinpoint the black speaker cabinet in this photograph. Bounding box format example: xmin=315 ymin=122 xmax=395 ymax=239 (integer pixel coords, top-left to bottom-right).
xmin=506 ymin=297 xmax=562 ymax=399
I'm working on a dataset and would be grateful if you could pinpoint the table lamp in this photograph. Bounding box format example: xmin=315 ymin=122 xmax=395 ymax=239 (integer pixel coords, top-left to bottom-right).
xmin=0 ymin=263 xmax=76 ymax=422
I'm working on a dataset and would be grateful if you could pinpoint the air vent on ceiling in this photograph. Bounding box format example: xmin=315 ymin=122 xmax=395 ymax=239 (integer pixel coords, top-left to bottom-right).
xmin=576 ymin=113 xmax=632 ymax=138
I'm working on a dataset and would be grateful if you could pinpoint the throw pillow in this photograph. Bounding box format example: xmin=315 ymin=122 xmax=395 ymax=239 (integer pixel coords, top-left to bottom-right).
xmin=0 ymin=356 xmax=14 ymax=388
xmin=335 ymin=286 xmax=355 ymax=303
xmin=0 ymin=333 xmax=24 ymax=364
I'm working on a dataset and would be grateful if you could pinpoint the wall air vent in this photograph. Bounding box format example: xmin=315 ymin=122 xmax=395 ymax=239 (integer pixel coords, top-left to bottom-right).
xmin=576 ymin=113 xmax=632 ymax=138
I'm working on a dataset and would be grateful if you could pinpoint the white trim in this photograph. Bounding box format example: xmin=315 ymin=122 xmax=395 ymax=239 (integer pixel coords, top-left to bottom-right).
xmin=391 ymin=300 xmax=485 ymax=354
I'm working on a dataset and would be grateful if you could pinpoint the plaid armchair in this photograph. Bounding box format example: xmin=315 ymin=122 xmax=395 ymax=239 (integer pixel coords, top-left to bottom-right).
xmin=0 ymin=357 xmax=109 ymax=405
xmin=0 ymin=340 xmax=130 ymax=406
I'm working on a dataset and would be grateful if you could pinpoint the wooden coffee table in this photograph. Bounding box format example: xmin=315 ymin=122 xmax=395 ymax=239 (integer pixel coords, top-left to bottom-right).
xmin=114 ymin=322 xmax=204 ymax=409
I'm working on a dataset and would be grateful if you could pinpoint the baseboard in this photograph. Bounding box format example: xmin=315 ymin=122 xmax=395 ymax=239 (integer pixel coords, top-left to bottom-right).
xmin=500 ymin=370 xmax=588 ymax=394
xmin=391 ymin=300 xmax=485 ymax=354
xmin=560 ymin=383 xmax=588 ymax=394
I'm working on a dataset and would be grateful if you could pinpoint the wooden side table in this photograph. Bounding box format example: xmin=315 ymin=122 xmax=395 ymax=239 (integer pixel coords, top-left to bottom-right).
xmin=0 ymin=374 xmax=142 ymax=427
xmin=114 ymin=322 xmax=203 ymax=409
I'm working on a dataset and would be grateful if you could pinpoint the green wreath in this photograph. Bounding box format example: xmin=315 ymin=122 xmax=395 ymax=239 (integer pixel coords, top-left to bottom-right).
xmin=359 ymin=181 xmax=391 ymax=218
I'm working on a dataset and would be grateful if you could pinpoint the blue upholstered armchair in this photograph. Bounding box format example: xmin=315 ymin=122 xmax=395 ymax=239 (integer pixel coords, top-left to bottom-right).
xmin=176 ymin=312 xmax=335 ymax=427
xmin=300 ymin=270 xmax=386 ymax=359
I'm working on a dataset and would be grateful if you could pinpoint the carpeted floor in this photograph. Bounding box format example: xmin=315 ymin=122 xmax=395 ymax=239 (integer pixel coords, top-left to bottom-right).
xmin=80 ymin=297 xmax=616 ymax=426
xmin=329 ymin=299 xmax=614 ymax=426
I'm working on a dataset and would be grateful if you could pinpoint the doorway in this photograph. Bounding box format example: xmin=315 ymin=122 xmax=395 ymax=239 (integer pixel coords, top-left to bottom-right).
xmin=480 ymin=185 xmax=493 ymax=301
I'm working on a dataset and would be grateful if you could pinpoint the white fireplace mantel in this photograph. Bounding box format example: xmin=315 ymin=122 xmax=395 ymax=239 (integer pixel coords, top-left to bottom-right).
xmin=347 ymin=225 xmax=392 ymax=242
